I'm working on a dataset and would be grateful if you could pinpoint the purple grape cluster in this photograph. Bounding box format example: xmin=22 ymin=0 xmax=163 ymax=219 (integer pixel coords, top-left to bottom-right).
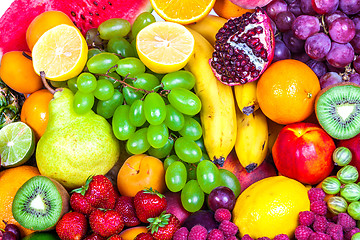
xmin=266 ymin=0 xmax=360 ymax=89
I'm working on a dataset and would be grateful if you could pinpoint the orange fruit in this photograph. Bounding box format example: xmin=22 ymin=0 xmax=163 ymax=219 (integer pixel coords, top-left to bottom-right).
xmin=21 ymin=89 xmax=53 ymax=140
xmin=257 ymin=59 xmax=320 ymax=125
xmin=150 ymin=0 xmax=216 ymax=24
xmin=213 ymin=0 xmax=254 ymax=19
xmin=26 ymin=11 xmax=74 ymax=51
xmin=119 ymin=226 xmax=148 ymax=240
xmin=117 ymin=154 xmax=165 ymax=197
xmin=0 ymin=51 xmax=43 ymax=94
xmin=0 ymin=165 xmax=40 ymax=237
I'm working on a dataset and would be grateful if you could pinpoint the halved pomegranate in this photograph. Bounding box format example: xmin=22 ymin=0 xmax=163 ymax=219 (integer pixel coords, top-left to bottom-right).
xmin=210 ymin=8 xmax=275 ymax=86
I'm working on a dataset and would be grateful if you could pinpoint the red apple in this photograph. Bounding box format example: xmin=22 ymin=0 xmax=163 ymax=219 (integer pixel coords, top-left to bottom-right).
xmin=338 ymin=133 xmax=360 ymax=172
xmin=273 ymin=122 xmax=335 ymax=185
xmin=219 ymin=150 xmax=277 ymax=193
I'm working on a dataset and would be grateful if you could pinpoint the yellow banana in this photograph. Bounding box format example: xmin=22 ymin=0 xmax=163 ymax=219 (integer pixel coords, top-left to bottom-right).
xmin=186 ymin=15 xmax=227 ymax=46
xmin=235 ymin=108 xmax=268 ymax=172
xmin=185 ymin=28 xmax=237 ymax=166
xmin=234 ymin=80 xmax=259 ymax=116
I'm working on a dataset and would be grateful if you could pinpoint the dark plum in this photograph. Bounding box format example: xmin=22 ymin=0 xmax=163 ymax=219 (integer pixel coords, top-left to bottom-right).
xmin=182 ymin=210 xmax=219 ymax=233
xmin=207 ymin=186 xmax=236 ymax=212
xmin=273 ymin=40 xmax=292 ymax=62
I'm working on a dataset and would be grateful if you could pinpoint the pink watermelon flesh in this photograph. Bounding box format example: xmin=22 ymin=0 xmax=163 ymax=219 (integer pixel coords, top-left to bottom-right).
xmin=0 ymin=0 xmax=152 ymax=57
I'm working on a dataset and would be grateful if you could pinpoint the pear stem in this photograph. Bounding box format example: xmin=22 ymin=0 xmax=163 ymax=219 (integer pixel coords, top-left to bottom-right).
xmin=40 ymin=71 xmax=56 ymax=95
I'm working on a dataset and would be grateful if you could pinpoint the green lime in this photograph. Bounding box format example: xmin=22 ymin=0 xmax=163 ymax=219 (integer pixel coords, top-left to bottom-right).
xmin=0 ymin=122 xmax=35 ymax=167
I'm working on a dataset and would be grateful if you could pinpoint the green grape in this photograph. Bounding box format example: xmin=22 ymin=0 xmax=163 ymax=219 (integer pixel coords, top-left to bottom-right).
xmin=174 ymin=137 xmax=202 ymax=163
xmin=67 ymin=77 xmax=78 ymax=93
xmin=161 ymin=70 xmax=196 ymax=90
xmin=164 ymin=155 xmax=179 ymax=171
xmin=327 ymin=196 xmax=348 ymax=214
xmin=116 ymin=57 xmax=146 ymax=77
xmin=195 ymin=138 xmax=206 ymax=153
xmin=164 ymin=104 xmax=185 ymax=131
xmin=131 ymin=39 xmax=139 ymax=58
xmin=107 ymin=37 xmax=136 ymax=58
xmin=87 ymin=53 xmax=119 ymax=74
xmin=333 ymin=146 xmax=352 ymax=166
xmin=126 ymin=128 xmax=151 ymax=155
xmin=98 ymin=72 xmax=122 ymax=88
xmin=148 ymin=137 xmax=174 ymax=159
xmin=322 ymin=177 xmax=341 ymax=195
xmin=200 ymin=152 xmax=210 ymax=161
xmin=181 ymin=180 xmax=205 ymax=212
xmin=219 ymin=169 xmax=241 ymax=198
xmin=196 ymin=160 xmax=221 ymax=194
xmin=88 ymin=48 xmax=102 ymax=60
xmin=122 ymin=86 xmax=144 ymax=105
xmin=128 ymin=99 xmax=146 ymax=127
xmin=348 ymin=201 xmax=360 ymax=220
xmin=131 ymin=12 xmax=156 ymax=38
xmin=98 ymin=18 xmax=131 ymax=40
xmin=144 ymin=92 xmax=166 ymax=125
xmin=168 ymin=88 xmax=201 ymax=116
xmin=178 ymin=116 xmax=203 ymax=140
xmin=133 ymin=73 xmax=160 ymax=91
xmin=77 ymin=72 xmax=97 ymax=93
xmin=93 ymin=79 xmax=115 ymax=101
xmin=353 ymin=233 xmax=360 ymax=240
xmin=340 ymin=183 xmax=360 ymax=202
xmin=73 ymin=91 xmax=94 ymax=115
xmin=112 ymin=105 xmax=136 ymax=140
xmin=185 ymin=162 xmax=197 ymax=181
xmin=147 ymin=123 xmax=169 ymax=149
xmin=96 ymin=89 xmax=124 ymax=119
xmin=165 ymin=161 xmax=187 ymax=192
xmin=337 ymin=165 xmax=359 ymax=184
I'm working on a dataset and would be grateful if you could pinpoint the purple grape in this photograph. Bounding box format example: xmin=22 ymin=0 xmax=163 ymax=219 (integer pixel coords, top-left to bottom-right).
xmin=339 ymin=0 xmax=360 ymax=15
xmin=326 ymin=42 xmax=355 ymax=68
xmin=325 ymin=10 xmax=348 ymax=28
xmin=305 ymin=32 xmax=332 ymax=60
xmin=289 ymin=0 xmax=303 ymax=16
xmin=353 ymin=16 xmax=360 ymax=31
xmin=266 ymin=0 xmax=289 ymax=20
xmin=275 ymin=11 xmax=296 ymax=32
xmin=293 ymin=51 xmax=312 ymax=62
xmin=2 ymin=232 xmax=16 ymax=240
xmin=207 ymin=186 xmax=236 ymax=211
xmin=354 ymin=56 xmax=360 ymax=73
xmin=312 ymin=0 xmax=339 ymax=14
xmin=273 ymin=40 xmax=292 ymax=62
xmin=4 ymin=224 xmax=20 ymax=240
xmin=306 ymin=59 xmax=328 ymax=78
xmin=301 ymin=0 xmax=317 ymax=15
xmin=329 ymin=17 xmax=356 ymax=43
xmin=182 ymin=210 xmax=219 ymax=233
xmin=292 ymin=15 xmax=320 ymax=40
xmin=349 ymin=73 xmax=360 ymax=85
xmin=350 ymin=30 xmax=360 ymax=54
xmin=319 ymin=72 xmax=343 ymax=89
xmin=270 ymin=18 xmax=279 ymax=35
xmin=286 ymin=0 xmax=297 ymax=3
xmin=283 ymin=30 xmax=306 ymax=53
xmin=326 ymin=61 xmax=346 ymax=72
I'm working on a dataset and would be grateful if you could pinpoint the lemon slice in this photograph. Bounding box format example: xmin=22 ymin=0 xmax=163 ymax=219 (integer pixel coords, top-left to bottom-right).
xmin=32 ymin=24 xmax=88 ymax=81
xmin=136 ymin=22 xmax=195 ymax=74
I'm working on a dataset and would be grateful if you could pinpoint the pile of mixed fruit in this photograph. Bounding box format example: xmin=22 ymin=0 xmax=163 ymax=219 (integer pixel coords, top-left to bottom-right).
xmin=0 ymin=0 xmax=360 ymax=239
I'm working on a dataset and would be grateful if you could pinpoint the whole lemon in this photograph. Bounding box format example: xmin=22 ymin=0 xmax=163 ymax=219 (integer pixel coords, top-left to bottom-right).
xmin=232 ymin=176 xmax=310 ymax=239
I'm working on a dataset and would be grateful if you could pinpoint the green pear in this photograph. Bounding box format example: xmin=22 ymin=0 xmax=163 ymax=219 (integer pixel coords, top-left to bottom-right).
xmin=36 ymin=88 xmax=120 ymax=189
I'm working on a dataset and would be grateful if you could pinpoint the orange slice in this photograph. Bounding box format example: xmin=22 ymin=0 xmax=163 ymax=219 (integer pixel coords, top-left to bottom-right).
xmin=150 ymin=0 xmax=216 ymax=24
xmin=32 ymin=24 xmax=88 ymax=81
xmin=136 ymin=22 xmax=195 ymax=74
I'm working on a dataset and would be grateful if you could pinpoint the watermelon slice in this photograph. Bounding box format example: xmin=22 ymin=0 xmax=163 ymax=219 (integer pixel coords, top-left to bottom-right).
xmin=0 ymin=0 xmax=152 ymax=57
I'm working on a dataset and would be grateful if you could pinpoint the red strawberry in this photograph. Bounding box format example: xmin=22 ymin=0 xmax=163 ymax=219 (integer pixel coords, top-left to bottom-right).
xmin=114 ymin=196 xmax=141 ymax=227
xmin=135 ymin=232 xmax=154 ymax=240
xmin=134 ymin=188 xmax=167 ymax=223
xmin=148 ymin=212 xmax=180 ymax=240
xmin=107 ymin=235 xmax=124 ymax=240
xmin=83 ymin=233 xmax=105 ymax=240
xmin=70 ymin=192 xmax=96 ymax=216
xmin=56 ymin=212 xmax=88 ymax=240
xmin=89 ymin=209 xmax=124 ymax=238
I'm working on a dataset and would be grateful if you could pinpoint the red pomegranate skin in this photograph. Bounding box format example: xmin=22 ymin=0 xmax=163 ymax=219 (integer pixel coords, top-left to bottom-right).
xmin=272 ymin=122 xmax=335 ymax=185
xmin=338 ymin=133 xmax=360 ymax=172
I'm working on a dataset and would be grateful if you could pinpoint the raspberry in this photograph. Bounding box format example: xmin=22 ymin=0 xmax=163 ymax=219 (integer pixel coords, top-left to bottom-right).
xmin=173 ymin=227 xmax=189 ymax=240
xmin=298 ymin=211 xmax=315 ymax=226
xmin=294 ymin=225 xmax=313 ymax=240
xmin=310 ymin=200 xmax=328 ymax=216
xmin=218 ymin=220 xmax=238 ymax=237
xmin=214 ymin=208 xmax=232 ymax=223
xmin=309 ymin=232 xmax=331 ymax=240
xmin=207 ymin=229 xmax=224 ymax=240
xmin=337 ymin=213 xmax=357 ymax=232
xmin=224 ymin=236 xmax=237 ymax=240
xmin=188 ymin=225 xmax=207 ymax=240
xmin=325 ymin=222 xmax=343 ymax=240
xmin=344 ymin=227 xmax=360 ymax=240
xmin=273 ymin=234 xmax=290 ymax=240
xmin=308 ymin=188 xmax=326 ymax=202
xmin=257 ymin=237 xmax=271 ymax=240
xmin=241 ymin=234 xmax=254 ymax=240
xmin=313 ymin=215 xmax=329 ymax=233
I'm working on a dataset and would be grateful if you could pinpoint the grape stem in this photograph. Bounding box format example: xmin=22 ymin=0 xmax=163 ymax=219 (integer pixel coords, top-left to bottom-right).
xmin=320 ymin=15 xmax=328 ymax=35
xmin=97 ymin=73 xmax=153 ymax=94
xmin=40 ymin=71 xmax=58 ymax=95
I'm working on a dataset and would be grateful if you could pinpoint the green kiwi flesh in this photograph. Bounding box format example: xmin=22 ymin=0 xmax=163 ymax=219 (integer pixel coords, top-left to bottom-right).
xmin=316 ymin=83 xmax=360 ymax=140
xmin=12 ymin=176 xmax=69 ymax=231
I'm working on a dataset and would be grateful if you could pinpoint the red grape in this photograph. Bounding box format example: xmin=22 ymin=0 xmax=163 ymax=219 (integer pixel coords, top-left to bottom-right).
xmin=352 ymin=16 xmax=360 ymax=31
xmin=325 ymin=10 xmax=348 ymax=27
xmin=339 ymin=0 xmax=360 ymax=15
xmin=266 ymin=0 xmax=289 ymax=20
xmin=329 ymin=17 xmax=356 ymax=43
xmin=293 ymin=52 xmax=312 ymax=62
xmin=326 ymin=42 xmax=355 ymax=68
xmin=289 ymin=0 xmax=304 ymax=16
xmin=283 ymin=31 xmax=306 ymax=53
xmin=301 ymin=0 xmax=318 ymax=14
xmin=292 ymin=15 xmax=320 ymax=40
xmin=319 ymin=72 xmax=343 ymax=89
xmin=350 ymin=31 xmax=360 ymax=54
xmin=3 ymin=224 xmax=20 ymax=240
xmin=354 ymin=56 xmax=360 ymax=73
xmin=349 ymin=73 xmax=360 ymax=85
xmin=2 ymin=232 xmax=17 ymax=240
xmin=275 ymin=11 xmax=296 ymax=32
xmin=273 ymin=40 xmax=292 ymax=62
xmin=207 ymin=186 xmax=236 ymax=211
xmin=305 ymin=32 xmax=332 ymax=60
xmin=306 ymin=59 xmax=328 ymax=78
xmin=312 ymin=0 xmax=339 ymax=14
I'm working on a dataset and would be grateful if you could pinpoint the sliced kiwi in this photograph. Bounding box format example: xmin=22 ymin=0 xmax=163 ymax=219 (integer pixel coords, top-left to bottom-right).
xmin=315 ymin=83 xmax=360 ymax=140
xmin=12 ymin=176 xmax=69 ymax=231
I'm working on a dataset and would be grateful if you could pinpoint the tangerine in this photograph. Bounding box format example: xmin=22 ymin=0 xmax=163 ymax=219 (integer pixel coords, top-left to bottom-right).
xmin=0 ymin=165 xmax=40 ymax=237
xmin=21 ymin=89 xmax=53 ymax=140
xmin=213 ymin=0 xmax=254 ymax=19
xmin=256 ymin=59 xmax=320 ymax=125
